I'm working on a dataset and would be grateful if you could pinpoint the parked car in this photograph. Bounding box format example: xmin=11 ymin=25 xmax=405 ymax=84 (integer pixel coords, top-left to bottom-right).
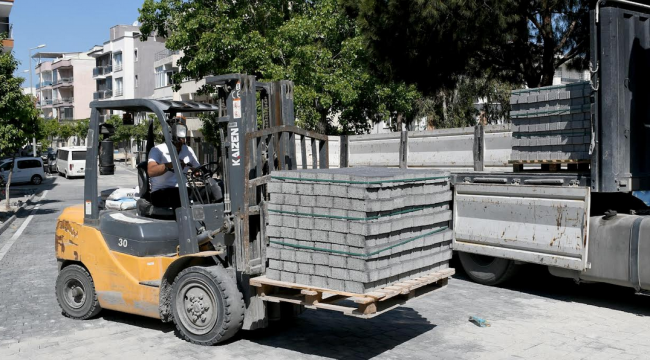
xmin=57 ymin=146 xmax=87 ymax=179
xmin=0 ymin=157 xmax=45 ymax=185
xmin=20 ymin=145 xmax=41 ymax=157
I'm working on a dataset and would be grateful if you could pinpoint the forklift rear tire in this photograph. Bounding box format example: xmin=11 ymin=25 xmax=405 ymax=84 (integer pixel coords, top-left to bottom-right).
xmin=55 ymin=264 xmax=102 ymax=319
xmin=458 ymin=252 xmax=520 ymax=286
xmin=171 ymin=265 xmax=245 ymax=345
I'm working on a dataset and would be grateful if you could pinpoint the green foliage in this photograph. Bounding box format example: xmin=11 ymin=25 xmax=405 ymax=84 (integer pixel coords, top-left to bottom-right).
xmin=348 ymin=0 xmax=590 ymax=91
xmin=57 ymin=123 xmax=74 ymax=145
xmin=74 ymin=119 xmax=90 ymax=142
xmin=139 ymin=0 xmax=422 ymax=136
xmin=0 ymin=36 xmax=40 ymax=157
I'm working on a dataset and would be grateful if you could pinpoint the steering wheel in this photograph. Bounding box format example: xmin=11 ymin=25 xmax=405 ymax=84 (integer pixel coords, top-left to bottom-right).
xmin=195 ymin=162 xmax=219 ymax=179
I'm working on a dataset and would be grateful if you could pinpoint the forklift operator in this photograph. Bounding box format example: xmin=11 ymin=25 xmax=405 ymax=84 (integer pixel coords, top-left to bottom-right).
xmin=147 ymin=123 xmax=200 ymax=209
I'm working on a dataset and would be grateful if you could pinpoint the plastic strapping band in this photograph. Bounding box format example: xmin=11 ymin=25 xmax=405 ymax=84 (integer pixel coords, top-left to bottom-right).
xmin=269 ymin=226 xmax=449 ymax=258
xmin=268 ymin=204 xmax=444 ymax=221
xmin=270 ymin=175 xmax=449 ymax=185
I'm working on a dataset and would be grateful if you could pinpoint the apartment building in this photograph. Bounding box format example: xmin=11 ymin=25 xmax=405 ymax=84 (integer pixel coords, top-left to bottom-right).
xmin=151 ymin=49 xmax=209 ymax=139
xmin=88 ymin=24 xmax=166 ymax=122
xmin=0 ymin=0 xmax=12 ymax=53
xmin=33 ymin=51 xmax=95 ymax=121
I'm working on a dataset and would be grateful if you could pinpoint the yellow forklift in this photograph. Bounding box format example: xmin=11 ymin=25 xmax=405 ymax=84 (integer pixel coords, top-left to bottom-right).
xmin=54 ymin=74 xmax=330 ymax=345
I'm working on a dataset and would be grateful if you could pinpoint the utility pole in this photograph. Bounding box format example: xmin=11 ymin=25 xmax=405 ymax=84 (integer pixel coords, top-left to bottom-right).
xmin=29 ymin=44 xmax=46 ymax=157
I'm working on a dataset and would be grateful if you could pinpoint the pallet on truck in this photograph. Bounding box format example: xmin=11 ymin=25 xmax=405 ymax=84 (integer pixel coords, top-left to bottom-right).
xmin=250 ymin=268 xmax=455 ymax=319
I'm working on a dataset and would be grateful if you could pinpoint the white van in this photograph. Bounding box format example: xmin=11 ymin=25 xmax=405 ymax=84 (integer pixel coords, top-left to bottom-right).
xmin=0 ymin=157 xmax=45 ymax=185
xmin=57 ymin=146 xmax=87 ymax=179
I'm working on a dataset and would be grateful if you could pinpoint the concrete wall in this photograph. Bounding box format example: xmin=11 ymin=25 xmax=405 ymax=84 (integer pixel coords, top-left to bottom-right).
xmin=315 ymin=125 xmax=512 ymax=171
xmin=134 ymin=36 xmax=166 ymax=98
xmin=71 ymin=58 xmax=96 ymax=119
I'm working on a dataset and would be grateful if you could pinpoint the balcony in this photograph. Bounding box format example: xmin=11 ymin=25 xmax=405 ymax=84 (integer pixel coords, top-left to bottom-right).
xmin=114 ymin=88 xmax=123 ymax=97
xmin=60 ymin=113 xmax=75 ymax=121
xmin=113 ymin=63 xmax=123 ymax=72
xmin=0 ymin=22 xmax=12 ymax=52
xmin=38 ymin=99 xmax=53 ymax=108
xmin=93 ymin=90 xmax=113 ymax=100
xmin=155 ymin=49 xmax=180 ymax=62
xmin=53 ymin=97 xmax=74 ymax=106
xmin=54 ymin=77 xmax=74 ymax=87
xmin=35 ymin=81 xmax=53 ymax=89
xmin=93 ymin=65 xmax=112 ymax=78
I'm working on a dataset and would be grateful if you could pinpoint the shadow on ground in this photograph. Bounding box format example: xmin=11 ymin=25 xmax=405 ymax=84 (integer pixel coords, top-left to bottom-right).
xmin=243 ymin=306 xmax=434 ymax=359
xmin=452 ymin=255 xmax=650 ymax=317
xmin=98 ymin=309 xmax=175 ymax=334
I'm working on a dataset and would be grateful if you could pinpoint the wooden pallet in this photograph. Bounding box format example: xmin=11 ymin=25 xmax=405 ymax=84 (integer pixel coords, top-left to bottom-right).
xmin=509 ymin=160 xmax=590 ymax=172
xmin=249 ymin=268 xmax=455 ymax=319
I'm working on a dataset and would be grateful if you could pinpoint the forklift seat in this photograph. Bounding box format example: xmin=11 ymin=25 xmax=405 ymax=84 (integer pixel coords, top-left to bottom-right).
xmin=136 ymin=161 xmax=176 ymax=220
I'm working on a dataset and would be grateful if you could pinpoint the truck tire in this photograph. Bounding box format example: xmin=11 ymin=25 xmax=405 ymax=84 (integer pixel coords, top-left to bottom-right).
xmin=171 ymin=265 xmax=245 ymax=345
xmin=458 ymin=252 xmax=520 ymax=286
xmin=55 ymin=264 xmax=102 ymax=319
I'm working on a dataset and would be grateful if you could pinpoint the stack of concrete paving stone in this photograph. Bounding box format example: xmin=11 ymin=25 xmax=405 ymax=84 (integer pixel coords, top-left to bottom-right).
xmin=265 ymin=167 xmax=453 ymax=294
xmin=510 ymin=81 xmax=592 ymax=162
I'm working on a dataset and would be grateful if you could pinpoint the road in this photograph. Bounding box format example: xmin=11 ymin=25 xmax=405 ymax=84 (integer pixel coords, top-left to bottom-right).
xmin=0 ymin=165 xmax=649 ymax=359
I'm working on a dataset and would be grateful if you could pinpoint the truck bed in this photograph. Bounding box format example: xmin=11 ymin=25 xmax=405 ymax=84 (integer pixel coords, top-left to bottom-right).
xmin=451 ymin=171 xmax=590 ymax=188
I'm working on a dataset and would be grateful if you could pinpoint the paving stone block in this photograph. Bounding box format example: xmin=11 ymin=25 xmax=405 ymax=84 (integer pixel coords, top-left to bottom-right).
xmin=283 ymin=261 xmax=298 ymax=272
xmin=295 ymin=273 xmax=311 ymax=285
xmin=331 ymin=267 xmax=348 ymax=280
xmin=298 ymin=263 xmax=315 ymax=275
xmin=310 ymin=275 xmax=327 ymax=288
xmin=314 ymin=265 xmax=331 ymax=277
xmin=296 ymin=251 xmax=312 ymax=263
xmin=265 ymin=268 xmax=280 ymax=280
xmin=280 ymin=271 xmax=295 ymax=283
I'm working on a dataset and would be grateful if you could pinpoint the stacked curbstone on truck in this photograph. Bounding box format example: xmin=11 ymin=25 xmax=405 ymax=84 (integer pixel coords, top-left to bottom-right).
xmin=265 ymin=167 xmax=453 ymax=294
xmin=510 ymin=81 xmax=592 ymax=162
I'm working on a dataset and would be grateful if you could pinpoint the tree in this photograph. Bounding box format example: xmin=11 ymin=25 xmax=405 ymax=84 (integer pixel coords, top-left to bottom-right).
xmin=348 ymin=0 xmax=590 ymax=92
xmin=41 ymin=118 xmax=61 ymax=148
xmin=138 ymin=0 xmax=422 ymax=135
xmin=73 ymin=119 xmax=90 ymax=146
xmin=0 ymin=37 xmax=41 ymax=210
xmin=57 ymin=123 xmax=74 ymax=147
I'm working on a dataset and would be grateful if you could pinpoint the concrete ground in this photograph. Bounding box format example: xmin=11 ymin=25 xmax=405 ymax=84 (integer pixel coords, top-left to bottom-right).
xmin=0 ymin=165 xmax=648 ymax=359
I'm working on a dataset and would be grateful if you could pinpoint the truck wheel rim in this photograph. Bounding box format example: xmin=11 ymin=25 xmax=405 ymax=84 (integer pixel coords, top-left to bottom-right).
xmin=177 ymin=280 xmax=218 ymax=335
xmin=64 ymin=279 xmax=87 ymax=310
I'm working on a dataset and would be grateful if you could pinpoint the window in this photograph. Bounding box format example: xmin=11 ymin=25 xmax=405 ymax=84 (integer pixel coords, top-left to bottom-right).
xmin=0 ymin=162 xmax=12 ymax=171
xmin=18 ymin=160 xmax=41 ymax=169
xmin=115 ymin=78 xmax=123 ymax=97
xmin=134 ymin=49 xmax=138 ymax=62
xmin=135 ymin=75 xmax=138 ymax=88
xmin=58 ymin=150 xmax=69 ymax=160
xmin=62 ymin=108 xmax=74 ymax=120
xmin=114 ymin=52 xmax=123 ymax=71
xmin=155 ymin=66 xmax=175 ymax=88
xmin=71 ymin=151 xmax=87 ymax=161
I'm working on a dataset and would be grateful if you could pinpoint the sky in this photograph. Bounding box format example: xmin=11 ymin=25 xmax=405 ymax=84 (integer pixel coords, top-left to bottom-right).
xmin=11 ymin=0 xmax=143 ymax=83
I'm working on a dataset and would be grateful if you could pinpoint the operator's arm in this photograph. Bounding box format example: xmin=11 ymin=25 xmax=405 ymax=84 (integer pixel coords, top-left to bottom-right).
xmin=148 ymin=161 xmax=172 ymax=177
xmin=147 ymin=147 xmax=173 ymax=177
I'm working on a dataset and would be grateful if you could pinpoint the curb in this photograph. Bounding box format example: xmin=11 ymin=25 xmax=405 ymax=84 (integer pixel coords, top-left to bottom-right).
xmin=0 ymin=193 xmax=37 ymax=236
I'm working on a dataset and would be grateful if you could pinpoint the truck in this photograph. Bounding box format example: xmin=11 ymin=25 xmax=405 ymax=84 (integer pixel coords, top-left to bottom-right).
xmin=339 ymin=1 xmax=650 ymax=293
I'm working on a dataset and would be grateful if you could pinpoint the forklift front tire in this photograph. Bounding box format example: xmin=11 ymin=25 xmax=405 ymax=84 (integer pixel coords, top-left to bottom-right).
xmin=55 ymin=264 xmax=102 ymax=319
xmin=171 ymin=265 xmax=245 ymax=345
